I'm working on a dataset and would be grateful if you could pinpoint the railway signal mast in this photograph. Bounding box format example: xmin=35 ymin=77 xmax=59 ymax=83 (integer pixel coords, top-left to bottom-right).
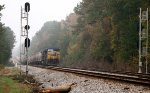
xmin=138 ymin=8 xmax=149 ymax=74
xmin=20 ymin=2 xmax=30 ymax=75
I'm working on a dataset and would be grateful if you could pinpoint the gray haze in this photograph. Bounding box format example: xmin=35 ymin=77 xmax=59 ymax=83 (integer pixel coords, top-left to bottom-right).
xmin=0 ymin=0 xmax=81 ymax=57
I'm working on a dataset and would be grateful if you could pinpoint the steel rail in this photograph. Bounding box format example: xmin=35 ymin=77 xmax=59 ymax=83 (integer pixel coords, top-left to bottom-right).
xmin=33 ymin=65 xmax=150 ymax=85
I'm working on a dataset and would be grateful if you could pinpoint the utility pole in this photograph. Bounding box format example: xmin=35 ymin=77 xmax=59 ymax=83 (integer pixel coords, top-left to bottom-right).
xmin=138 ymin=8 xmax=149 ymax=74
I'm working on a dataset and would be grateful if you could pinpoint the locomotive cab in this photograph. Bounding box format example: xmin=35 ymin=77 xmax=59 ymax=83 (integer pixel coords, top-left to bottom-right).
xmin=42 ymin=48 xmax=60 ymax=65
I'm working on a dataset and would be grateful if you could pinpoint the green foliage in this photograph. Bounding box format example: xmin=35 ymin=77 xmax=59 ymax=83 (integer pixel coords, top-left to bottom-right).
xmin=91 ymin=30 xmax=112 ymax=61
xmin=29 ymin=21 xmax=61 ymax=55
xmin=73 ymin=0 xmax=150 ymax=64
xmin=0 ymin=27 xmax=15 ymax=64
xmin=0 ymin=76 xmax=30 ymax=93
xmin=108 ymin=0 xmax=141 ymax=62
xmin=60 ymin=33 xmax=70 ymax=57
xmin=28 ymin=0 xmax=150 ymax=70
xmin=80 ymin=31 xmax=92 ymax=50
xmin=0 ymin=64 xmax=5 ymax=70
xmin=66 ymin=49 xmax=84 ymax=62
xmin=0 ymin=5 xmax=15 ymax=65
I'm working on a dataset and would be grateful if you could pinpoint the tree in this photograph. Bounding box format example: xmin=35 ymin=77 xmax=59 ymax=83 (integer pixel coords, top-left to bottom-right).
xmin=29 ymin=21 xmax=61 ymax=55
xmin=0 ymin=5 xmax=15 ymax=65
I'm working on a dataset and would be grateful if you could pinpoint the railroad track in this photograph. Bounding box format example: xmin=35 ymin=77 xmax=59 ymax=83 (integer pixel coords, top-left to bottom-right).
xmin=33 ymin=65 xmax=150 ymax=86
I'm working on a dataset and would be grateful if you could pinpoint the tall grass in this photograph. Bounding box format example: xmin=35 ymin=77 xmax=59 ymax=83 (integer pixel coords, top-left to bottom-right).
xmin=0 ymin=76 xmax=30 ymax=93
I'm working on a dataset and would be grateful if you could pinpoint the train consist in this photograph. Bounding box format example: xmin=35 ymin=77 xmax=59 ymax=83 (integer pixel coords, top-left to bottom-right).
xmin=24 ymin=48 xmax=60 ymax=66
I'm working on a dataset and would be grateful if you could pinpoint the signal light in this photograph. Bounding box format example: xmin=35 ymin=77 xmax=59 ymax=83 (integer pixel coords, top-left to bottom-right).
xmin=25 ymin=38 xmax=30 ymax=48
xmin=25 ymin=2 xmax=30 ymax=12
xmin=24 ymin=25 xmax=30 ymax=30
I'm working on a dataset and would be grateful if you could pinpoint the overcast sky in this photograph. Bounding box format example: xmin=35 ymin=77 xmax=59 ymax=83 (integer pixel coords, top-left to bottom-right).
xmin=0 ymin=0 xmax=82 ymax=57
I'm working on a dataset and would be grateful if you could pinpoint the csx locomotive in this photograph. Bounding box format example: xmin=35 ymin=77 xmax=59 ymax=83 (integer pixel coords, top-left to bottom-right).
xmin=28 ymin=48 xmax=60 ymax=66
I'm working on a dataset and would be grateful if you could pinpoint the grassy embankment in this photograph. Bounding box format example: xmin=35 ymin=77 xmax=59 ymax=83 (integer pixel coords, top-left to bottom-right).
xmin=0 ymin=65 xmax=31 ymax=93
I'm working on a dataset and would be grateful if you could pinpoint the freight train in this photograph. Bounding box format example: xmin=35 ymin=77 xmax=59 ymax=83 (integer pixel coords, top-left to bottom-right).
xmin=25 ymin=48 xmax=60 ymax=66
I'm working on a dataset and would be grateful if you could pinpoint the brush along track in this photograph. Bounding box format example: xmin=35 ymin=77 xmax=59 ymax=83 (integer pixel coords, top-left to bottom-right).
xmin=33 ymin=65 xmax=150 ymax=86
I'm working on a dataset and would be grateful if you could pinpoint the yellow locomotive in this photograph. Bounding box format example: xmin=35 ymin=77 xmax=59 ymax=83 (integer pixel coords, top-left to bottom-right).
xmin=42 ymin=48 xmax=60 ymax=65
xmin=29 ymin=48 xmax=60 ymax=66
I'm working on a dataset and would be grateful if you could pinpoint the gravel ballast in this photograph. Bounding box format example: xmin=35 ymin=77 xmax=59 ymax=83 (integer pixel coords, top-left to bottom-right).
xmin=20 ymin=66 xmax=150 ymax=93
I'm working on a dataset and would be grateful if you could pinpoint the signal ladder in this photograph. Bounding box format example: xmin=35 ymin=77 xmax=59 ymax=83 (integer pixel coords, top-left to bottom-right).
xmin=138 ymin=8 xmax=149 ymax=74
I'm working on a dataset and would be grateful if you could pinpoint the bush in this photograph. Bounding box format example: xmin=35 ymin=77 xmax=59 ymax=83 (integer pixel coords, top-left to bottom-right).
xmin=0 ymin=64 xmax=5 ymax=70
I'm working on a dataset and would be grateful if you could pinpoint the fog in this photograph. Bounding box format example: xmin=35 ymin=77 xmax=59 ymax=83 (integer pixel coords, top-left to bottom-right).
xmin=0 ymin=0 xmax=82 ymax=57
